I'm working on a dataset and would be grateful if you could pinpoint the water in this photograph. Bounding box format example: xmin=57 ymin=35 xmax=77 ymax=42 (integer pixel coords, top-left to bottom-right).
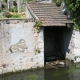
xmin=0 ymin=69 xmax=44 ymax=80
xmin=0 ymin=60 xmax=80 ymax=80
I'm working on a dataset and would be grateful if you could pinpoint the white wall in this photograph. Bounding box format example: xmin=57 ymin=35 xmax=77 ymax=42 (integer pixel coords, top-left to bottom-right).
xmin=66 ymin=30 xmax=80 ymax=63
xmin=0 ymin=20 xmax=44 ymax=74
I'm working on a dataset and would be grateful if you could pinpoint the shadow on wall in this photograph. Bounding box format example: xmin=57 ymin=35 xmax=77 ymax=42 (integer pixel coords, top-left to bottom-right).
xmin=62 ymin=26 xmax=73 ymax=57
xmin=44 ymin=26 xmax=73 ymax=62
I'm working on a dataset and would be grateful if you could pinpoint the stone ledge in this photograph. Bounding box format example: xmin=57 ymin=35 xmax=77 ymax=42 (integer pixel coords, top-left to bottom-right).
xmin=0 ymin=18 xmax=35 ymax=22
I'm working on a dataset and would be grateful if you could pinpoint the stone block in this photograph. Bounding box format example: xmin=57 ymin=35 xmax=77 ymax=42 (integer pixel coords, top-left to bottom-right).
xmin=0 ymin=21 xmax=44 ymax=74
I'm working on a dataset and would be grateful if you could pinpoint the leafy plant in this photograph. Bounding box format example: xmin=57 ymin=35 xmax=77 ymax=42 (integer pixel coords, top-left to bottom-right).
xmin=11 ymin=14 xmax=21 ymax=18
xmin=9 ymin=7 xmax=18 ymax=12
xmin=74 ymin=21 xmax=80 ymax=31
xmin=65 ymin=0 xmax=80 ymax=19
xmin=56 ymin=0 xmax=61 ymax=6
xmin=35 ymin=21 xmax=42 ymax=29
xmin=64 ymin=0 xmax=80 ymax=30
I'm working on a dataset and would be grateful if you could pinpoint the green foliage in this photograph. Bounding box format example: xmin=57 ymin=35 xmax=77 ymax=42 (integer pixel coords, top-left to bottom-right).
xmin=0 ymin=16 xmax=7 ymax=18
xmin=65 ymin=0 xmax=80 ymax=19
xmin=74 ymin=21 xmax=80 ymax=31
xmin=22 ymin=0 xmax=32 ymax=2
xmin=52 ymin=0 xmax=56 ymax=2
xmin=23 ymin=0 xmax=29 ymax=2
xmin=35 ymin=21 xmax=42 ymax=29
xmin=3 ymin=0 xmax=7 ymax=3
xmin=64 ymin=0 xmax=80 ymax=30
xmin=9 ymin=7 xmax=18 ymax=12
xmin=11 ymin=14 xmax=21 ymax=18
xmin=0 ymin=13 xmax=25 ymax=19
xmin=22 ymin=0 xmax=37 ymax=2
xmin=56 ymin=0 xmax=61 ymax=6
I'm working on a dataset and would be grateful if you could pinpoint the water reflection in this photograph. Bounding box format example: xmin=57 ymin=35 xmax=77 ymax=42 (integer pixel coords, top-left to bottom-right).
xmin=0 ymin=69 xmax=44 ymax=80
xmin=0 ymin=61 xmax=80 ymax=80
xmin=45 ymin=61 xmax=80 ymax=80
xmin=45 ymin=67 xmax=69 ymax=80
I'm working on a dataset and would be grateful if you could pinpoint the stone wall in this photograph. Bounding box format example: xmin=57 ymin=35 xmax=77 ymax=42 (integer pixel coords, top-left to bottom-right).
xmin=66 ymin=30 xmax=80 ymax=63
xmin=0 ymin=19 xmax=44 ymax=74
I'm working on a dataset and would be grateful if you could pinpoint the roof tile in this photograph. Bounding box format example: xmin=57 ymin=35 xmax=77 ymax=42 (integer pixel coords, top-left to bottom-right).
xmin=28 ymin=2 xmax=73 ymax=26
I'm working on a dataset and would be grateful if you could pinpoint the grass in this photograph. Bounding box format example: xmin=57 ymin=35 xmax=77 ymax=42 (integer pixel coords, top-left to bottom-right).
xmin=11 ymin=14 xmax=21 ymax=18
xmin=0 ymin=16 xmax=7 ymax=18
xmin=0 ymin=13 xmax=26 ymax=19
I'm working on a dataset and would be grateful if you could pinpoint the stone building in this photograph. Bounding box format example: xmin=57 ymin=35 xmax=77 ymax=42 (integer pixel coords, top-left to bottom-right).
xmin=26 ymin=1 xmax=73 ymax=61
xmin=1 ymin=0 xmax=80 ymax=74
xmin=26 ymin=0 xmax=80 ymax=63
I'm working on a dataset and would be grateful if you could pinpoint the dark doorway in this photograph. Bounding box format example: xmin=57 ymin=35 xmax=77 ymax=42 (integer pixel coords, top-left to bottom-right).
xmin=44 ymin=26 xmax=73 ymax=62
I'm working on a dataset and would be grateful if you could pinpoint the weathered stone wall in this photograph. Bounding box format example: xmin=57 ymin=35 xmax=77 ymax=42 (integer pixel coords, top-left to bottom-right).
xmin=66 ymin=30 xmax=80 ymax=63
xmin=0 ymin=19 xmax=44 ymax=74
xmin=62 ymin=26 xmax=73 ymax=58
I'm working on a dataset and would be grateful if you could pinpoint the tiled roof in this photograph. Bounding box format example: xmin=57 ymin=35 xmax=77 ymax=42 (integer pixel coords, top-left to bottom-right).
xmin=28 ymin=2 xmax=73 ymax=26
